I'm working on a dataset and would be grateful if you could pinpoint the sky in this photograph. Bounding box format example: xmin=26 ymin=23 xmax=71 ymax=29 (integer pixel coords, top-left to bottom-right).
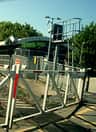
xmin=0 ymin=0 xmax=95 ymax=36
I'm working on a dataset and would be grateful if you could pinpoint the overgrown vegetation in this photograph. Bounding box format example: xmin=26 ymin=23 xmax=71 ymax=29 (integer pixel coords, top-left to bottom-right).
xmin=0 ymin=21 xmax=47 ymax=51
xmin=0 ymin=21 xmax=42 ymax=41
xmin=72 ymin=22 xmax=96 ymax=69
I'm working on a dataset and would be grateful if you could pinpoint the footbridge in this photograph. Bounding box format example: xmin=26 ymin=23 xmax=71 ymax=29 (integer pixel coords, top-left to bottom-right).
xmin=0 ymin=36 xmax=49 ymax=46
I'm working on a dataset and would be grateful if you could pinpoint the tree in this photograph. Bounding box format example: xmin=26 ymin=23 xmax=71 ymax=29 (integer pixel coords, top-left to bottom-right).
xmin=72 ymin=22 xmax=96 ymax=69
xmin=0 ymin=21 xmax=42 ymax=41
xmin=0 ymin=21 xmax=45 ymax=55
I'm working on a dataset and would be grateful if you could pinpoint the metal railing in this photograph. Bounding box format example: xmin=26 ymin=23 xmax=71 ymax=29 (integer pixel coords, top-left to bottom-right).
xmin=0 ymin=55 xmax=10 ymax=66
xmin=0 ymin=58 xmax=86 ymax=131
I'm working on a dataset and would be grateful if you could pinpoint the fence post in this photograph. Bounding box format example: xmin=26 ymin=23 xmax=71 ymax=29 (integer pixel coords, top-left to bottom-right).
xmin=5 ymin=64 xmax=16 ymax=130
xmin=9 ymin=59 xmax=21 ymax=128
xmin=77 ymin=68 xmax=85 ymax=100
xmin=42 ymin=73 xmax=50 ymax=111
xmin=64 ymin=73 xmax=70 ymax=105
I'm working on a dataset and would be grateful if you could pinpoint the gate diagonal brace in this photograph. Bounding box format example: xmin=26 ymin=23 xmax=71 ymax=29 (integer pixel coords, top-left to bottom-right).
xmin=21 ymin=78 xmax=43 ymax=113
xmin=49 ymin=73 xmax=64 ymax=106
xmin=1 ymin=64 xmax=86 ymax=131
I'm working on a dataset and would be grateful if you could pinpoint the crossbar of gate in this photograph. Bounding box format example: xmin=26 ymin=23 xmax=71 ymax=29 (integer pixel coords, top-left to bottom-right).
xmin=0 ymin=63 xmax=85 ymax=131
xmin=12 ymin=68 xmax=85 ymax=124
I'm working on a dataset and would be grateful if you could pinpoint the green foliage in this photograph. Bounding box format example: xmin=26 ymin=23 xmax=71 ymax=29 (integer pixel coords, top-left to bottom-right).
xmin=72 ymin=22 xmax=96 ymax=69
xmin=0 ymin=21 xmax=46 ymax=50
xmin=0 ymin=21 xmax=42 ymax=41
xmin=21 ymin=42 xmax=46 ymax=48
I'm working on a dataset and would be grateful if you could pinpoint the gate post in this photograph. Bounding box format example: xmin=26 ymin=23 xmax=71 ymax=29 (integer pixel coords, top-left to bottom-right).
xmin=77 ymin=68 xmax=85 ymax=100
xmin=9 ymin=59 xmax=21 ymax=128
xmin=64 ymin=73 xmax=70 ymax=105
xmin=5 ymin=64 xmax=16 ymax=130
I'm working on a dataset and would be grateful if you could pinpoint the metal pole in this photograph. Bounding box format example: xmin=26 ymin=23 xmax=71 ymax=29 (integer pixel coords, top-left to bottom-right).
xmin=35 ymin=56 xmax=38 ymax=80
xmin=72 ymin=22 xmax=75 ymax=69
xmin=72 ymin=42 xmax=74 ymax=69
xmin=77 ymin=69 xmax=85 ymax=100
xmin=47 ymin=31 xmax=52 ymax=62
xmin=78 ymin=18 xmax=81 ymax=32
xmin=21 ymin=78 xmax=43 ymax=113
xmin=51 ymin=45 xmax=58 ymax=90
xmin=53 ymin=45 xmax=58 ymax=70
xmin=50 ymin=74 xmax=64 ymax=106
xmin=47 ymin=18 xmax=54 ymax=61
xmin=0 ymin=74 xmax=10 ymax=89
xmin=42 ymin=73 xmax=50 ymax=111
xmin=64 ymin=73 xmax=70 ymax=105
xmin=13 ymin=112 xmax=41 ymax=122
xmin=67 ymin=39 xmax=70 ymax=65
xmin=9 ymin=62 xmax=20 ymax=128
xmin=5 ymin=64 xmax=15 ymax=130
xmin=79 ymin=42 xmax=85 ymax=66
